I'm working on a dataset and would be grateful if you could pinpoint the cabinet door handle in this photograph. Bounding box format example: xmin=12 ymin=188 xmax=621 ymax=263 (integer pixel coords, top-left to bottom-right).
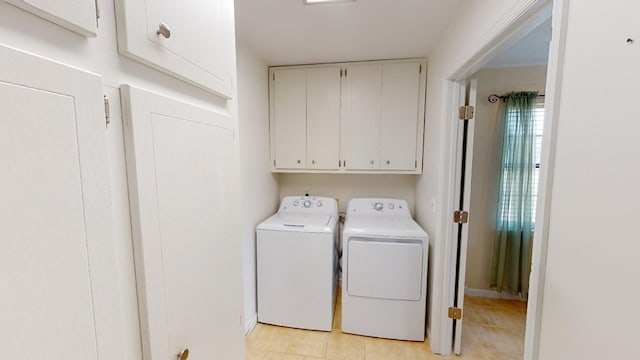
xmin=297 ymin=160 xmax=301 ymax=164
xmin=386 ymin=160 xmax=390 ymax=165
xmin=370 ymin=160 xmax=375 ymax=165
xmin=157 ymin=22 xmax=171 ymax=38
xmin=312 ymin=160 xmax=315 ymax=165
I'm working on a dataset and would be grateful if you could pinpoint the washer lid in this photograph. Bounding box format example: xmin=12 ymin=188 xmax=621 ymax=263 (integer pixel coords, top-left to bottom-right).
xmin=257 ymin=213 xmax=336 ymax=233
xmin=343 ymin=215 xmax=428 ymax=239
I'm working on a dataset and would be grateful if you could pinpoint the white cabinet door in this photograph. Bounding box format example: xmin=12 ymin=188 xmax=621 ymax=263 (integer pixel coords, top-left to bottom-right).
xmin=272 ymin=69 xmax=307 ymax=169
xmin=121 ymin=85 xmax=245 ymax=360
xmin=3 ymin=0 xmax=97 ymax=36
xmin=114 ymin=0 xmax=234 ymax=98
xmin=0 ymin=44 xmax=121 ymax=360
xmin=269 ymin=59 xmax=425 ymax=174
xmin=380 ymin=62 xmax=421 ymax=171
xmin=343 ymin=64 xmax=382 ymax=170
xmin=307 ymin=67 xmax=341 ymax=170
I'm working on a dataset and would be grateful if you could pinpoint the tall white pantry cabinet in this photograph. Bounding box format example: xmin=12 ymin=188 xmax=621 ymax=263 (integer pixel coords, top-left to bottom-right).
xmin=269 ymin=59 xmax=426 ymax=174
xmin=0 ymin=0 xmax=244 ymax=360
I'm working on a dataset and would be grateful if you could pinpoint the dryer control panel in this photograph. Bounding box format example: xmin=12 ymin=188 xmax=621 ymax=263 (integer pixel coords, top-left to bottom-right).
xmin=347 ymin=198 xmax=411 ymax=216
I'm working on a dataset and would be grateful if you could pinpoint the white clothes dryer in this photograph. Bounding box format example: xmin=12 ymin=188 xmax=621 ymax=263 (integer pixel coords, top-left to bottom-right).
xmin=257 ymin=196 xmax=338 ymax=331
xmin=341 ymin=198 xmax=429 ymax=341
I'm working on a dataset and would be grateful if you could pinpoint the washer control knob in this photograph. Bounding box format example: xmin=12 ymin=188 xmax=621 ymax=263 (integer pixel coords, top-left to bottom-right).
xmin=293 ymin=200 xmax=299 ymax=207
xmin=316 ymin=200 xmax=322 ymax=207
xmin=303 ymin=200 xmax=312 ymax=208
xmin=388 ymin=203 xmax=395 ymax=210
xmin=374 ymin=202 xmax=384 ymax=211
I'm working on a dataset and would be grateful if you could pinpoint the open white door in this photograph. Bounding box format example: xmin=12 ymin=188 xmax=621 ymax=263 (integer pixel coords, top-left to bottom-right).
xmin=452 ymin=79 xmax=477 ymax=354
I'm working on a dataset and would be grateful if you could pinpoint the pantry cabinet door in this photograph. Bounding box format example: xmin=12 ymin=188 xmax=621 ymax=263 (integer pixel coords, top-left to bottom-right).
xmin=380 ymin=62 xmax=422 ymax=171
xmin=307 ymin=67 xmax=341 ymax=170
xmin=0 ymin=44 xmax=121 ymax=360
xmin=114 ymin=0 xmax=234 ymax=98
xmin=271 ymin=69 xmax=307 ymax=169
xmin=343 ymin=64 xmax=382 ymax=170
xmin=3 ymin=0 xmax=97 ymax=36
xmin=121 ymin=85 xmax=245 ymax=360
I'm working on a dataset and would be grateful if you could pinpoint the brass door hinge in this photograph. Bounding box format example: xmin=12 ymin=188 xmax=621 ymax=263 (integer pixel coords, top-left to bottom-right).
xmin=448 ymin=307 xmax=463 ymax=320
xmin=459 ymin=105 xmax=475 ymax=120
xmin=453 ymin=210 xmax=468 ymax=224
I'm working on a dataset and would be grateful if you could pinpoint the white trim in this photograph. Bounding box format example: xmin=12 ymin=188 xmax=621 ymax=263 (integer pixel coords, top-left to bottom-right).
xmin=464 ymin=288 xmax=525 ymax=301
xmin=244 ymin=313 xmax=258 ymax=335
xmin=524 ymin=1 xmax=569 ymax=359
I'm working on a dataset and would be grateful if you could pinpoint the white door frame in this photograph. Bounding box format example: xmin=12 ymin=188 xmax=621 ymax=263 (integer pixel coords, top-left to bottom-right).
xmin=435 ymin=0 xmax=569 ymax=358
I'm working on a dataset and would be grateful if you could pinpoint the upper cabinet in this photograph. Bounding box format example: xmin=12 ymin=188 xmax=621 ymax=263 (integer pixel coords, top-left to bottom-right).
xmin=114 ymin=0 xmax=235 ymax=98
xmin=270 ymin=66 xmax=341 ymax=171
xmin=269 ymin=59 xmax=426 ymax=174
xmin=3 ymin=0 xmax=98 ymax=36
xmin=343 ymin=61 xmax=423 ymax=171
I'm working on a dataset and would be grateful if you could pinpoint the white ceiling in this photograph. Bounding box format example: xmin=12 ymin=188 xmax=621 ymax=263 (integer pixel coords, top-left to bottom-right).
xmin=234 ymin=0 xmax=463 ymax=66
xmin=484 ymin=18 xmax=552 ymax=68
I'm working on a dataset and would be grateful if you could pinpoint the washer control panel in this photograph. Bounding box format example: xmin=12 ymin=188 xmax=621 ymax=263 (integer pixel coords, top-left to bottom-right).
xmin=347 ymin=198 xmax=411 ymax=216
xmin=279 ymin=196 xmax=336 ymax=214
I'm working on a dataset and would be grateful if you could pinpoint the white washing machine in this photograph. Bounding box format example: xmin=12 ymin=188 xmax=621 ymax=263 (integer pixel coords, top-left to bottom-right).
xmin=256 ymin=196 xmax=338 ymax=331
xmin=341 ymin=198 xmax=429 ymax=341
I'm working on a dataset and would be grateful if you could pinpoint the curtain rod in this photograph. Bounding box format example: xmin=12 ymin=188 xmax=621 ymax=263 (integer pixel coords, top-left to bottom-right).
xmin=488 ymin=93 xmax=545 ymax=103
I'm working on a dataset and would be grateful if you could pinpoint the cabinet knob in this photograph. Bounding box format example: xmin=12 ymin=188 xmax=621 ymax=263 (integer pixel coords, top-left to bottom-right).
xmin=386 ymin=160 xmax=390 ymax=165
xmin=297 ymin=160 xmax=301 ymax=164
xmin=157 ymin=22 xmax=171 ymax=38
xmin=370 ymin=160 xmax=375 ymax=165
xmin=177 ymin=348 xmax=189 ymax=360
xmin=312 ymin=160 xmax=315 ymax=165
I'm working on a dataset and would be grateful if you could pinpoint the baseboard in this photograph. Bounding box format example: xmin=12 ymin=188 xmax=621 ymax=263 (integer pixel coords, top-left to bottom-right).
xmin=464 ymin=287 xmax=525 ymax=301
xmin=244 ymin=313 xmax=258 ymax=335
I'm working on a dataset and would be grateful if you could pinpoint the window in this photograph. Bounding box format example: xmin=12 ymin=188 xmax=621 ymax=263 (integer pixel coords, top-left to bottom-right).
xmin=531 ymin=100 xmax=545 ymax=223
xmin=497 ymin=99 xmax=544 ymax=226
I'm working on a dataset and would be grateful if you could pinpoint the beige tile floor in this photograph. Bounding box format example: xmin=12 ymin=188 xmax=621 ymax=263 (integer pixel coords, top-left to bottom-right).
xmin=246 ymin=291 xmax=526 ymax=359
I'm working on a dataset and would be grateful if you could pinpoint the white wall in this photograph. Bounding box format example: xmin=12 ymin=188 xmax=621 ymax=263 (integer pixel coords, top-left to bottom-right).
xmin=466 ymin=65 xmax=547 ymax=291
xmin=414 ymin=0 xmax=546 ymax=351
xmin=235 ymin=39 xmax=281 ymax=333
xmin=537 ymin=1 xmax=640 ymax=358
xmin=280 ymin=174 xmax=417 ymax=213
xmin=0 ymin=2 xmax=239 ymax=358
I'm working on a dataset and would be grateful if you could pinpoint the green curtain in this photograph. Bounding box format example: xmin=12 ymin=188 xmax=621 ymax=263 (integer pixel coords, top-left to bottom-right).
xmin=490 ymin=91 xmax=538 ymax=297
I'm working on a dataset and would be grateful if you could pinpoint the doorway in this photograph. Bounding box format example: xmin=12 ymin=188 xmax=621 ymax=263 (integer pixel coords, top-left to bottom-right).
xmin=447 ymin=8 xmax=557 ymax=357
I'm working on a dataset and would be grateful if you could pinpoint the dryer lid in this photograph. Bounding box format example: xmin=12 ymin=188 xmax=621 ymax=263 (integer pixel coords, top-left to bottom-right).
xmin=257 ymin=213 xmax=337 ymax=233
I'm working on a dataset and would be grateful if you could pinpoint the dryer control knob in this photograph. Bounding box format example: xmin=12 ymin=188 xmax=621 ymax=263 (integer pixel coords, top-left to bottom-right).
xmin=374 ymin=202 xmax=384 ymax=211
xmin=316 ymin=201 xmax=323 ymax=207
xmin=303 ymin=200 xmax=312 ymax=208
xmin=293 ymin=200 xmax=299 ymax=207
xmin=388 ymin=203 xmax=395 ymax=210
